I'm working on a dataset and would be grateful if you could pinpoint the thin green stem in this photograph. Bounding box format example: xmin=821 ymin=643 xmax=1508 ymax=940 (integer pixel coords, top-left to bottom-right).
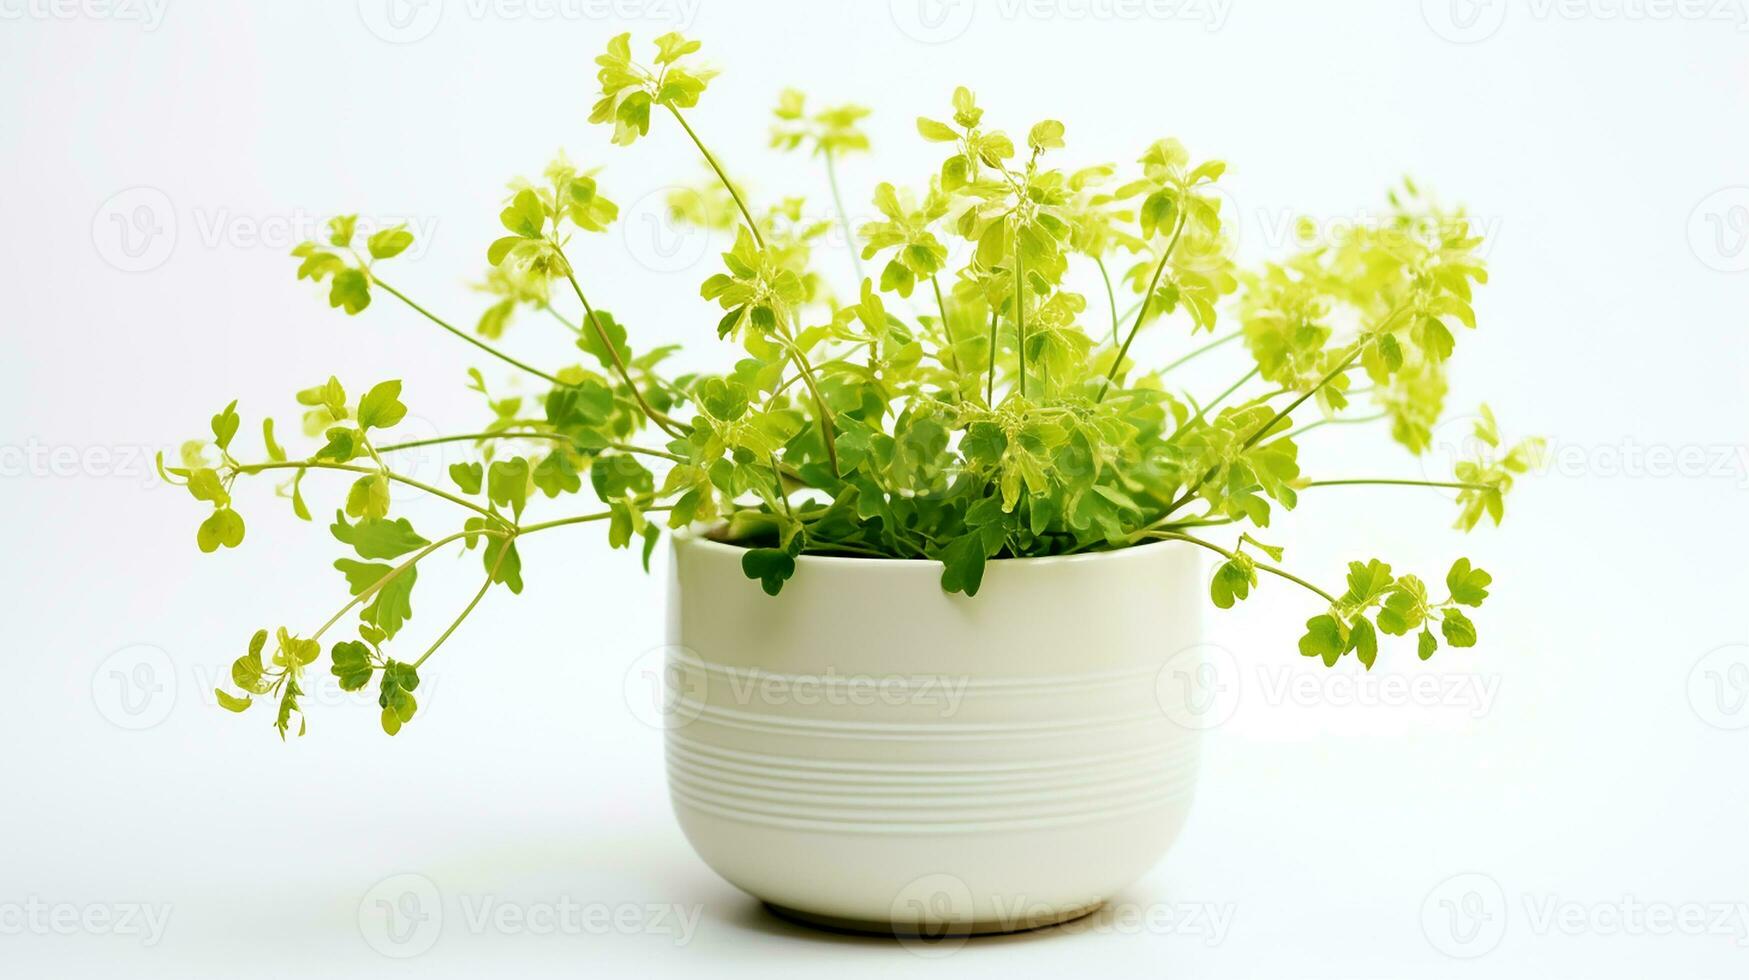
xmin=1014 ymin=237 xmax=1027 ymax=399
xmin=1144 ymin=530 xmax=1340 ymax=606
xmin=311 ymin=527 xmax=505 ymax=642
xmin=985 ymin=307 xmax=999 ymax=405
xmin=823 ymin=148 xmax=864 ymax=283
xmin=1156 ymin=337 xmax=1375 ymax=522
xmin=371 ymin=278 xmax=563 ymax=387
xmin=1161 ymin=330 xmax=1242 ymax=376
xmin=1097 ymin=211 xmax=1187 ymax=402
xmin=409 ymin=502 xmax=672 ymax=668
xmin=412 ymin=544 xmax=508 ymax=669
xmin=1195 ymin=366 xmax=1260 ymax=423
xmin=1094 ymin=254 xmax=1120 ymax=346
xmin=375 ymin=431 xmax=684 ymax=465
xmin=929 ymin=275 xmax=961 ymax=380
xmin=554 ymin=255 xmax=689 ymax=439
xmin=666 ymin=104 xmax=763 ymax=248
xmin=238 ymin=460 xmax=504 ymax=526
xmin=1285 ymin=412 xmax=1387 ymax=440
xmin=520 ymin=505 xmax=671 ymax=536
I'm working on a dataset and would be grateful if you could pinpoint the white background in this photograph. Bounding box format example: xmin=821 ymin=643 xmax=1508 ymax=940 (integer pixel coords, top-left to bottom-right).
xmin=2 ymin=0 xmax=1747 ymax=976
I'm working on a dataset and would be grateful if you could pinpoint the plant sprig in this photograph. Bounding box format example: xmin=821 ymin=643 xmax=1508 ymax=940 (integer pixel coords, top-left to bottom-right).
xmin=170 ymin=32 xmax=1540 ymax=737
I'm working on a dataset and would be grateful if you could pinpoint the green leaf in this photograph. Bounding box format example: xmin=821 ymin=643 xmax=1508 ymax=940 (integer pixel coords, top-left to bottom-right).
xmin=533 ymin=452 xmax=582 ymax=498
xmin=916 ymin=117 xmax=959 ymax=142
xmin=330 ymin=640 xmax=374 ymax=691
xmin=742 ymin=545 xmax=798 ymax=596
xmin=1445 ymin=558 xmax=1492 ymax=606
xmin=367 ymin=226 xmax=414 ymax=260
xmin=487 ymin=457 xmax=531 ymax=517
xmin=576 ymin=310 xmax=632 ymax=370
xmin=1209 ymin=558 xmax=1253 ymax=609
xmin=696 ymin=377 xmax=750 ymax=422
xmin=262 ymin=418 xmax=287 ymax=463
xmin=1298 ymin=614 xmax=1345 ymax=667
xmin=356 ymin=380 xmax=407 ymax=431
xmin=1346 ymin=616 xmax=1379 ymax=670
xmin=186 ymin=467 xmax=229 ymax=506
xmin=330 ymin=511 xmax=429 ymax=560
xmin=938 ymin=532 xmax=991 ymax=597
xmin=500 ymin=188 xmax=547 ymax=238
xmin=1417 ymin=628 xmax=1438 ymax=661
xmin=329 ymin=268 xmax=371 ymax=314
xmin=345 ymin=473 xmax=391 ymax=521
xmin=1343 ymin=559 xmax=1394 ymax=605
xmin=333 ymin=559 xmax=418 ymax=639
xmin=1026 ymin=119 xmax=1065 ymax=152
xmin=450 ymin=461 xmax=483 ymax=495
xmin=210 ymin=400 xmax=240 ymax=451
xmin=1376 ymin=577 xmax=1428 ymax=636
xmin=483 ymin=535 xmax=523 ymax=594
xmin=328 ymin=214 xmax=357 ymax=247
xmin=215 ymin=689 xmax=252 ymax=712
xmin=197 ymin=508 xmax=245 ymax=553
xmin=1440 ymin=607 xmax=1477 ymax=648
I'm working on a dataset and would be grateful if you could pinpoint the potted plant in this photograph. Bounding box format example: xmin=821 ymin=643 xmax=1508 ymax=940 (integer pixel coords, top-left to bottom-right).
xmin=163 ymin=33 xmax=1538 ymax=936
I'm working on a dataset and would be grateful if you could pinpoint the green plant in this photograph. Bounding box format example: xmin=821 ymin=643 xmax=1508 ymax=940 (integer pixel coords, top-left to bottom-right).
xmin=165 ymin=33 xmax=1540 ymax=737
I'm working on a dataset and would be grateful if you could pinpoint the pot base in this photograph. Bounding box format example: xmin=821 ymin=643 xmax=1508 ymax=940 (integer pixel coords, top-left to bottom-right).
xmin=763 ymin=900 xmax=1105 ymax=938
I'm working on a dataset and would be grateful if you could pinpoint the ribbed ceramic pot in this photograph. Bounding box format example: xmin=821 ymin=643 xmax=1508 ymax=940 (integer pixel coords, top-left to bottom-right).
xmin=663 ymin=533 xmax=1208 ymax=936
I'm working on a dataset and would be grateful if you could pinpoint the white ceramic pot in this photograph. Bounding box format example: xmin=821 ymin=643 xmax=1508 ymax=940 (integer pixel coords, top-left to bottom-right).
xmin=663 ymin=533 xmax=1209 ymax=935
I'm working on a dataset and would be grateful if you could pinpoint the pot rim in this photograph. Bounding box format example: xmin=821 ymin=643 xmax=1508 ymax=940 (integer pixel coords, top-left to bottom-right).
xmin=674 ymin=526 xmax=1190 ymax=571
